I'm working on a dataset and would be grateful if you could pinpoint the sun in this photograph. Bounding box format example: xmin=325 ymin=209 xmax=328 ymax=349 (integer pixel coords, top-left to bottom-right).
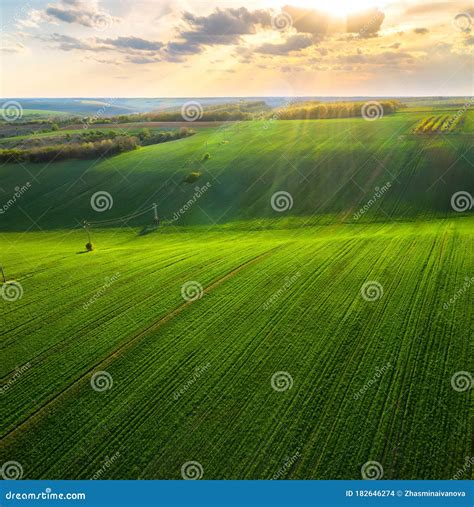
xmin=279 ymin=0 xmax=386 ymax=16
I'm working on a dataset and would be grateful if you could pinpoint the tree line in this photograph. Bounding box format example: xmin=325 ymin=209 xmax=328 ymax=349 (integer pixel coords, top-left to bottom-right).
xmin=272 ymin=101 xmax=401 ymax=120
xmin=0 ymin=128 xmax=194 ymax=164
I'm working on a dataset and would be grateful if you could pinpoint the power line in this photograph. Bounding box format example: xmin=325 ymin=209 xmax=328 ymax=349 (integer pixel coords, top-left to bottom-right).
xmin=86 ymin=206 xmax=153 ymax=226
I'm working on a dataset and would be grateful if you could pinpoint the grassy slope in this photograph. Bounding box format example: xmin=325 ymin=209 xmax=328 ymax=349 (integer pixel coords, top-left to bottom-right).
xmin=0 ymin=109 xmax=72 ymax=119
xmin=0 ymin=111 xmax=472 ymax=230
xmin=0 ymin=219 xmax=472 ymax=479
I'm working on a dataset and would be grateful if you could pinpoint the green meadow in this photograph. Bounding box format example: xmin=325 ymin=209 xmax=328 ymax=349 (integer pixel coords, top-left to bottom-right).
xmin=1 ymin=107 xmax=472 ymax=480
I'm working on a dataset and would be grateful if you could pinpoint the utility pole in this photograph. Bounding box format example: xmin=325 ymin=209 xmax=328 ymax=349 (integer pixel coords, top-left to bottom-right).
xmin=153 ymin=203 xmax=160 ymax=226
xmin=83 ymin=220 xmax=93 ymax=250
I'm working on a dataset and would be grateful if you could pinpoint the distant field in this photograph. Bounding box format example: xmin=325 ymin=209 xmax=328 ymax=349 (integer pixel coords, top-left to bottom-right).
xmin=1 ymin=219 xmax=472 ymax=479
xmin=0 ymin=108 xmax=72 ymax=119
xmin=0 ymin=108 xmax=472 ymax=230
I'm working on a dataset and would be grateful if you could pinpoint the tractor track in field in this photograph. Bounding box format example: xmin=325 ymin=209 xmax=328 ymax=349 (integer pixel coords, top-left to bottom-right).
xmin=2 ymin=243 xmax=288 ymax=441
xmin=0 ymin=251 xmax=203 ymax=376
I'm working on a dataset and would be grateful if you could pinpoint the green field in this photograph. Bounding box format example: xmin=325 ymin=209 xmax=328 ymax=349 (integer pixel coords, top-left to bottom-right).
xmin=0 ymin=106 xmax=473 ymax=480
xmin=0 ymin=108 xmax=73 ymax=120
xmin=0 ymin=112 xmax=472 ymax=230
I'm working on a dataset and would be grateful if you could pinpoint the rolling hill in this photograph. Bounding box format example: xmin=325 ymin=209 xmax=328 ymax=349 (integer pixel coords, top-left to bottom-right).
xmin=0 ymin=105 xmax=472 ymax=481
xmin=0 ymin=110 xmax=472 ymax=231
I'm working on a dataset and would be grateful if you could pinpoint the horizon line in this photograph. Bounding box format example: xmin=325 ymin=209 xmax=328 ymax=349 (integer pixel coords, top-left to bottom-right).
xmin=2 ymin=95 xmax=471 ymax=100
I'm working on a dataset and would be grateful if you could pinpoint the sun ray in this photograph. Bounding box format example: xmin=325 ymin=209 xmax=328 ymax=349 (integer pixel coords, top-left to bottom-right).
xmin=275 ymin=0 xmax=387 ymax=16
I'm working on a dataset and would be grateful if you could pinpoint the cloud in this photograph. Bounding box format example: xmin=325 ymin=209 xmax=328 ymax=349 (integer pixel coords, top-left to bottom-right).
xmin=22 ymin=0 xmax=118 ymax=29
xmin=405 ymin=2 xmax=473 ymax=15
xmin=281 ymin=5 xmax=385 ymax=38
xmin=39 ymin=32 xmax=93 ymax=51
xmin=280 ymin=65 xmax=304 ymax=72
xmin=98 ymin=37 xmax=162 ymax=51
xmin=413 ymin=27 xmax=429 ymax=34
xmin=337 ymin=50 xmax=416 ymax=69
xmin=183 ymin=7 xmax=271 ymax=37
xmin=164 ymin=7 xmax=272 ymax=59
xmin=0 ymin=41 xmax=26 ymax=54
xmin=255 ymin=34 xmax=313 ymax=55
xmin=282 ymin=5 xmax=331 ymax=35
xmin=39 ymin=33 xmax=162 ymax=59
xmin=346 ymin=9 xmax=385 ymax=37
xmin=16 ymin=9 xmax=47 ymax=28
xmin=125 ymin=55 xmax=161 ymax=64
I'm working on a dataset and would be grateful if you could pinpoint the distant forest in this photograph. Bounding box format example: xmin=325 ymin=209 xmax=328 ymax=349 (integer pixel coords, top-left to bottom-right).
xmin=82 ymin=100 xmax=401 ymax=123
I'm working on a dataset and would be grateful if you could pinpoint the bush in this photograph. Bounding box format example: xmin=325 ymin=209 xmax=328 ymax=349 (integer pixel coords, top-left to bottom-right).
xmin=183 ymin=172 xmax=202 ymax=184
xmin=202 ymin=152 xmax=211 ymax=161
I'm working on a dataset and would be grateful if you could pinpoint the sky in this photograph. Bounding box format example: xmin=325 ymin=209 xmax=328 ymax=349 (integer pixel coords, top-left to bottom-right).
xmin=1 ymin=0 xmax=473 ymax=97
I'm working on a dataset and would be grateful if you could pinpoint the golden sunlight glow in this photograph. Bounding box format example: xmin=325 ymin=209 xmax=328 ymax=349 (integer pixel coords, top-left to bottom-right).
xmin=282 ymin=0 xmax=386 ymax=16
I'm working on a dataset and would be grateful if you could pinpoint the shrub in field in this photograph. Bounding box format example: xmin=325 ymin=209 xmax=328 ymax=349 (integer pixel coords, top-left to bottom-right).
xmin=202 ymin=152 xmax=211 ymax=161
xmin=139 ymin=128 xmax=194 ymax=146
xmin=183 ymin=171 xmax=202 ymax=184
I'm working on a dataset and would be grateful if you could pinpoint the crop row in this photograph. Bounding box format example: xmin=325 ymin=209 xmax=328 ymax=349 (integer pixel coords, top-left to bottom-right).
xmin=1 ymin=221 xmax=471 ymax=480
xmin=413 ymin=114 xmax=464 ymax=134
